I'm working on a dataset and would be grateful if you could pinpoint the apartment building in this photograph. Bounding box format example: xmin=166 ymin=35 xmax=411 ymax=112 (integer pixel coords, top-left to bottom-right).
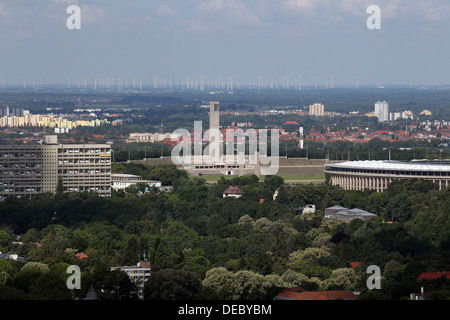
xmin=374 ymin=101 xmax=389 ymax=122
xmin=111 ymin=260 xmax=151 ymax=300
xmin=309 ymin=103 xmax=325 ymax=116
xmin=0 ymin=135 xmax=111 ymax=200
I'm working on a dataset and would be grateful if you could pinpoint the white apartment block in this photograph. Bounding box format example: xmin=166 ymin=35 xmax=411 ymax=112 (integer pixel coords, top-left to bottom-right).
xmin=374 ymin=101 xmax=389 ymax=122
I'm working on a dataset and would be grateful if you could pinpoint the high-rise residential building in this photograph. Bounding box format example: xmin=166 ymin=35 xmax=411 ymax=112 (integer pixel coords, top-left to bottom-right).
xmin=0 ymin=135 xmax=111 ymax=200
xmin=374 ymin=101 xmax=389 ymax=122
xmin=309 ymin=103 xmax=325 ymax=116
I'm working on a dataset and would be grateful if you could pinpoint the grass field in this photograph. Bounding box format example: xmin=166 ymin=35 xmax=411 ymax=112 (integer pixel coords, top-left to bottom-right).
xmin=197 ymin=173 xmax=325 ymax=183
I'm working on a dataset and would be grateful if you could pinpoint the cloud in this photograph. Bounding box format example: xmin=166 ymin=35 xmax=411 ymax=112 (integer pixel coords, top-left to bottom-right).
xmin=409 ymin=1 xmax=450 ymax=22
xmin=281 ymin=0 xmax=450 ymax=22
xmin=0 ymin=3 xmax=12 ymax=29
xmin=50 ymin=0 xmax=79 ymax=4
xmin=283 ymin=0 xmax=321 ymax=13
xmin=0 ymin=3 xmax=9 ymax=18
xmin=79 ymin=4 xmax=109 ymax=25
xmin=197 ymin=0 xmax=261 ymax=25
xmin=157 ymin=4 xmax=178 ymax=17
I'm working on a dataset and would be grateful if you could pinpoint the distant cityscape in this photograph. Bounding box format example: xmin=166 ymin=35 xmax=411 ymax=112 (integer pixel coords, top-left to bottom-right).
xmin=1 ymin=100 xmax=445 ymax=147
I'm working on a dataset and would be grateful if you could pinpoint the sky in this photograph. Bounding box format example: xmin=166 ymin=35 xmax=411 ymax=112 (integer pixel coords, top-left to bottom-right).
xmin=0 ymin=0 xmax=450 ymax=87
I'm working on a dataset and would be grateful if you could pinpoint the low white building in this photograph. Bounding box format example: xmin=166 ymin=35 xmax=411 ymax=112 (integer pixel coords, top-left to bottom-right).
xmin=0 ymin=252 xmax=25 ymax=261
xmin=302 ymin=204 xmax=316 ymax=214
xmin=111 ymin=173 xmax=161 ymax=191
xmin=324 ymin=207 xmax=377 ymax=222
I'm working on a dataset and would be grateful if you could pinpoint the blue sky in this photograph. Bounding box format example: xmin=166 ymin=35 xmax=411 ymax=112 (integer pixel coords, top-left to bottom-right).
xmin=1 ymin=0 xmax=449 ymax=87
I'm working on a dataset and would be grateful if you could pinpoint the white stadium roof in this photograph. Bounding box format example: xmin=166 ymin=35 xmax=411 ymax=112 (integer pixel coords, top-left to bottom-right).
xmin=325 ymin=161 xmax=450 ymax=172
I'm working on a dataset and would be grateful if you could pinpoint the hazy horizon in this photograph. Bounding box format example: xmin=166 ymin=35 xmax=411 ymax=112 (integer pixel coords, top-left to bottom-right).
xmin=1 ymin=1 xmax=450 ymax=87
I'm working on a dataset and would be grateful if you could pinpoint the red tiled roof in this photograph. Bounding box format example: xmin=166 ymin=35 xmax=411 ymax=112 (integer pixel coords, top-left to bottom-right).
xmin=418 ymin=271 xmax=450 ymax=280
xmin=275 ymin=288 xmax=357 ymax=300
xmin=223 ymin=186 xmax=244 ymax=195
xmin=76 ymin=252 xmax=89 ymax=259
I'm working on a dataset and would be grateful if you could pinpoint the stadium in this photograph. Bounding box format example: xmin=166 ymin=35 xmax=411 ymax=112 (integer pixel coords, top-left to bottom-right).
xmin=324 ymin=160 xmax=450 ymax=192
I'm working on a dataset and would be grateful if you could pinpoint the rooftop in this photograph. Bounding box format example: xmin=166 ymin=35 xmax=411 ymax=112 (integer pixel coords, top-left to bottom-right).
xmin=111 ymin=173 xmax=141 ymax=178
xmin=275 ymin=288 xmax=358 ymax=300
xmin=223 ymin=186 xmax=244 ymax=195
xmin=326 ymin=206 xmax=348 ymax=210
xmin=418 ymin=271 xmax=450 ymax=280
xmin=326 ymin=160 xmax=450 ymax=172
xmin=339 ymin=208 xmax=377 ymax=217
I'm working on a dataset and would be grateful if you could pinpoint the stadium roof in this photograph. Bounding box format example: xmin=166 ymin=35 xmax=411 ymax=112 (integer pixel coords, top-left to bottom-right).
xmin=325 ymin=161 xmax=450 ymax=172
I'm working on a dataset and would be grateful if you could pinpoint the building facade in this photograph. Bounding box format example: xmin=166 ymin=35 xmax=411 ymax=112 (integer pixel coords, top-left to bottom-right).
xmin=111 ymin=260 xmax=151 ymax=300
xmin=111 ymin=173 xmax=161 ymax=191
xmin=325 ymin=160 xmax=450 ymax=192
xmin=309 ymin=103 xmax=325 ymax=116
xmin=0 ymin=135 xmax=111 ymax=199
xmin=374 ymin=101 xmax=389 ymax=122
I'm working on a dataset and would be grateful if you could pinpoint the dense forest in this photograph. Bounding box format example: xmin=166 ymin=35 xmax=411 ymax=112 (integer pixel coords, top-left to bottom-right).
xmin=0 ymin=163 xmax=449 ymax=300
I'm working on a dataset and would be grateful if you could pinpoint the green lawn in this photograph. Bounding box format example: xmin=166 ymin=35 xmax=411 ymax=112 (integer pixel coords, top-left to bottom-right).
xmin=196 ymin=173 xmax=325 ymax=183
xmin=271 ymin=173 xmax=325 ymax=182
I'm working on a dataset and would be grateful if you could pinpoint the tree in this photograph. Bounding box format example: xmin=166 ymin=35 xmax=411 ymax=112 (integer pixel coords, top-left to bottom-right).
xmin=202 ymin=267 xmax=236 ymax=299
xmin=248 ymin=250 xmax=273 ymax=275
xmin=323 ymin=268 xmax=358 ymax=290
xmin=281 ymin=269 xmax=309 ymax=287
xmin=386 ymin=193 xmax=412 ymax=222
xmin=85 ymin=262 xmax=136 ymax=300
xmin=264 ymin=175 xmax=285 ymax=192
xmin=122 ymin=237 xmax=140 ymax=265
xmin=55 ymin=177 xmax=64 ymax=195
xmin=144 ymin=268 xmax=204 ymax=300
xmin=288 ymin=247 xmax=332 ymax=275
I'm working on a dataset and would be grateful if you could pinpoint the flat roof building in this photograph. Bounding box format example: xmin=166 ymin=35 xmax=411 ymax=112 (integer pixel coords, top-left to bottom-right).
xmin=325 ymin=160 xmax=450 ymax=192
xmin=111 ymin=173 xmax=161 ymax=191
xmin=0 ymin=135 xmax=111 ymax=199
xmin=111 ymin=260 xmax=151 ymax=300
xmin=324 ymin=207 xmax=377 ymax=222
